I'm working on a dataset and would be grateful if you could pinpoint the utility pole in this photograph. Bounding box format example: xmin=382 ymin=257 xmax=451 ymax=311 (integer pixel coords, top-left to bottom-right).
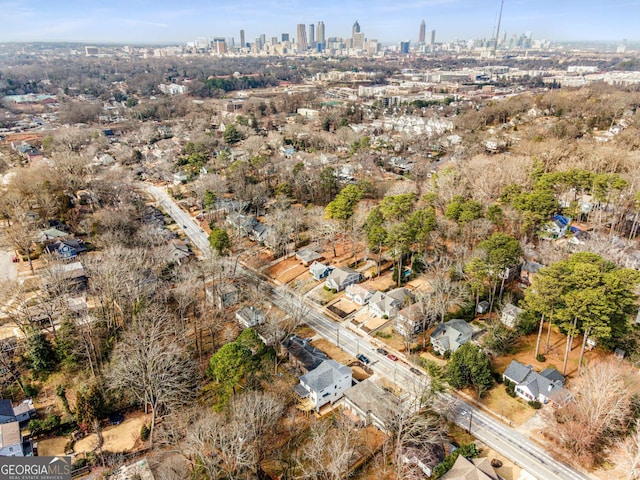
xmin=336 ymin=327 xmax=340 ymax=347
xmin=468 ymin=410 xmax=474 ymax=433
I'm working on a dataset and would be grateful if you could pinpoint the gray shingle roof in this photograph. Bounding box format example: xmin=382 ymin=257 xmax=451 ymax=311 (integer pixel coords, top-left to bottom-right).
xmin=300 ymin=359 xmax=351 ymax=393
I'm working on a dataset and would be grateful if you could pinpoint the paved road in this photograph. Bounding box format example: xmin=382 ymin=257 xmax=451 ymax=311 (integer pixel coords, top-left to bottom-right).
xmin=144 ymin=183 xmax=594 ymax=480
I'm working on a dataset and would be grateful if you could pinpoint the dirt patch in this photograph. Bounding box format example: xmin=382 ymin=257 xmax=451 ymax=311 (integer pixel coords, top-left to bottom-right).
xmin=363 ymin=272 xmax=396 ymax=291
xmin=265 ymin=257 xmax=299 ymax=280
xmin=307 ymin=284 xmax=339 ymax=306
xmin=295 ymin=325 xmax=316 ymax=339
xmin=74 ymin=433 xmax=99 ymax=454
xmin=405 ymin=275 xmax=432 ymax=292
xmin=37 ymin=436 xmax=68 ymax=456
xmin=350 ymin=365 xmax=371 ymax=381
xmin=326 ymin=298 xmax=359 ymax=318
xmin=362 ymin=316 xmax=390 ymax=334
xmin=101 ymin=412 xmax=151 ymax=453
xmin=373 ymin=327 xmax=414 ymax=354
xmin=311 ymin=338 xmax=353 ymax=364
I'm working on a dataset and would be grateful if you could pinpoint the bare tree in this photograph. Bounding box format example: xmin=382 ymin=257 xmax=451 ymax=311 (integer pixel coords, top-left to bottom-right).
xmin=107 ymin=306 xmax=199 ymax=446
xmin=615 ymin=419 xmax=640 ymax=480
xmin=549 ymin=360 xmax=634 ymax=466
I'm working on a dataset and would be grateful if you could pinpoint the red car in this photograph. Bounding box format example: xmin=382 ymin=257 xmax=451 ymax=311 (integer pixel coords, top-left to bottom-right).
xmin=387 ymin=354 xmax=398 ymax=361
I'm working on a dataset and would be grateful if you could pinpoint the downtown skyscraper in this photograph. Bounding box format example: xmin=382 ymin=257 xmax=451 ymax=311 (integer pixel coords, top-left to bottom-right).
xmin=296 ymin=23 xmax=308 ymax=51
xmin=419 ymin=19 xmax=426 ymax=43
xmin=316 ymin=21 xmax=325 ymax=45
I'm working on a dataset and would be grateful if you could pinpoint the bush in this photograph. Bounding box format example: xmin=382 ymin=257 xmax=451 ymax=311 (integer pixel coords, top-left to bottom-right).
xmin=72 ymin=458 xmax=88 ymax=470
xmin=505 ymin=379 xmax=517 ymax=398
xmin=140 ymin=423 xmax=151 ymax=442
xmin=29 ymin=414 xmax=61 ymax=436
xmin=536 ymin=353 xmax=546 ymax=362
xmin=528 ymin=400 xmax=542 ymax=409
xmin=433 ymin=442 xmax=479 ymax=479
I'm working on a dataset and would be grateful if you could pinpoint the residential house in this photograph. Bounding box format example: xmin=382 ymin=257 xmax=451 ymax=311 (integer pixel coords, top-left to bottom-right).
xmin=520 ymin=261 xmax=543 ymax=285
xmin=501 ymin=303 xmax=524 ymax=328
xmin=172 ymin=172 xmax=188 ymax=185
xmin=294 ymin=359 xmax=352 ymax=412
xmin=248 ymin=221 xmax=268 ymax=243
xmin=368 ymin=288 xmax=413 ymax=319
xmin=44 ymin=238 xmax=87 ymax=260
xmin=0 ymin=422 xmax=24 ymax=456
xmin=476 ymin=301 xmax=490 ymax=314
xmin=541 ymin=214 xmax=571 ymax=239
xmin=401 ymin=442 xmax=446 ymax=478
xmin=325 ymin=267 xmax=361 ymax=292
xmin=282 ymin=335 xmax=329 ymax=373
xmin=296 ymin=249 xmax=323 ymax=266
xmin=109 ymin=458 xmax=155 ymax=480
xmin=341 ymin=379 xmax=398 ymax=435
xmin=390 ymin=156 xmax=414 ymax=172
xmin=395 ymin=303 xmax=430 ymax=337
xmin=236 ymin=306 xmax=265 ymax=329
xmin=11 ymin=399 xmax=35 ymax=424
xmin=207 ymin=282 xmax=239 ymax=310
xmin=345 ymin=284 xmax=374 ymax=306
xmin=503 ymin=360 xmax=572 ymax=406
xmin=430 ymin=319 xmax=474 ymax=355
xmin=0 ymin=400 xmax=15 ymax=424
xmin=226 ymin=213 xmax=259 ymax=237
xmin=310 ymin=262 xmax=333 ymax=281
xmin=36 ymin=228 xmax=68 ymax=243
xmin=440 ymin=455 xmax=499 ymax=480
xmin=162 ymin=241 xmax=192 ymax=265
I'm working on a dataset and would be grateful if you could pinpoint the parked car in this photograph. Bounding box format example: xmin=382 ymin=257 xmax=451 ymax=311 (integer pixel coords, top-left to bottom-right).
xmin=410 ymin=367 xmax=423 ymax=376
xmin=376 ymin=347 xmax=388 ymax=355
xmin=387 ymin=354 xmax=398 ymax=361
xmin=356 ymin=353 xmax=370 ymax=364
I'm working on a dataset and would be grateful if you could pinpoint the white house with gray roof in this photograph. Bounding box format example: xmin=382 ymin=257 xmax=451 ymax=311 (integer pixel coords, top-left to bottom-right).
xmin=368 ymin=288 xmax=413 ymax=319
xmin=325 ymin=267 xmax=361 ymax=292
xmin=294 ymin=360 xmax=352 ymax=412
xmin=430 ymin=319 xmax=474 ymax=354
xmin=503 ymin=360 xmax=572 ymax=406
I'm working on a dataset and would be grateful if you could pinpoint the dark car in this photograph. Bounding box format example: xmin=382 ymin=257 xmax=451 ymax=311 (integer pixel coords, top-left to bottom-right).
xmin=356 ymin=353 xmax=371 ymax=364
xmin=387 ymin=354 xmax=398 ymax=361
xmin=410 ymin=367 xmax=423 ymax=376
xmin=376 ymin=347 xmax=388 ymax=355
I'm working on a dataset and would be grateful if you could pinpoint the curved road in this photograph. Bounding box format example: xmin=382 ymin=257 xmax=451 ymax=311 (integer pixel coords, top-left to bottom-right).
xmin=145 ymin=183 xmax=594 ymax=480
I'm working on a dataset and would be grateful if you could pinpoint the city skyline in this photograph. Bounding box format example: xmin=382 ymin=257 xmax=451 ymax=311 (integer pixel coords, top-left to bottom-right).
xmin=0 ymin=0 xmax=639 ymax=44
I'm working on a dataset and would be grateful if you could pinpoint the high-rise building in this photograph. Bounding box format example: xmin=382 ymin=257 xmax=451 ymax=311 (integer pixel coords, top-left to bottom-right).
xmin=316 ymin=21 xmax=325 ymax=45
xmin=400 ymin=41 xmax=410 ymax=54
xmin=271 ymin=36 xmax=278 ymax=45
xmin=353 ymin=32 xmax=365 ymax=50
xmin=308 ymin=24 xmax=315 ymax=44
xmin=240 ymin=30 xmax=245 ymax=48
xmin=430 ymin=30 xmax=436 ymax=49
xmin=352 ymin=20 xmax=360 ymax=36
xmin=213 ymin=37 xmax=227 ymax=55
xmin=419 ymin=19 xmax=426 ymax=43
xmin=296 ymin=24 xmax=308 ymax=51
xmin=282 ymin=33 xmax=289 ymax=42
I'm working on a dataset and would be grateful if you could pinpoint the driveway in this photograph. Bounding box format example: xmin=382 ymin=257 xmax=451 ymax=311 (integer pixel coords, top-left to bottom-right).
xmin=0 ymin=249 xmax=17 ymax=282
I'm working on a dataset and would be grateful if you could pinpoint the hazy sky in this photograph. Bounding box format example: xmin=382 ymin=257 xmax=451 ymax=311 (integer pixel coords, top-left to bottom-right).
xmin=0 ymin=0 xmax=638 ymax=44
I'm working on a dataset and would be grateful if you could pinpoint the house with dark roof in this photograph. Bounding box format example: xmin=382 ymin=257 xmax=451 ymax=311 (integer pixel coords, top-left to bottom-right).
xmin=430 ymin=319 xmax=474 ymax=354
xmin=401 ymin=442 xmax=446 ymax=478
xmin=282 ymin=335 xmax=329 ymax=373
xmin=44 ymin=238 xmax=87 ymax=260
xmin=520 ymin=261 xmax=543 ymax=285
xmin=0 ymin=400 xmax=15 ymax=424
xmin=541 ymin=214 xmax=571 ymax=239
xmin=293 ymin=359 xmax=352 ymax=412
xmin=503 ymin=360 xmax=572 ymax=406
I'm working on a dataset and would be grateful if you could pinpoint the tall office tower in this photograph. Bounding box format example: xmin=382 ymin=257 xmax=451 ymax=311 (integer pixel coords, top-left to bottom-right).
xmin=353 ymin=32 xmax=365 ymax=50
xmin=430 ymin=29 xmax=436 ymax=48
xmin=296 ymin=24 xmax=308 ymax=51
xmin=271 ymin=36 xmax=278 ymax=45
xmin=240 ymin=30 xmax=245 ymax=48
xmin=400 ymin=41 xmax=410 ymax=54
xmin=308 ymin=24 xmax=315 ymax=44
xmin=260 ymin=34 xmax=266 ymax=45
xmin=316 ymin=21 xmax=325 ymax=45
xmin=282 ymin=33 xmax=289 ymax=42
xmin=352 ymin=20 xmax=360 ymax=36
xmin=213 ymin=37 xmax=227 ymax=54
xmin=419 ymin=19 xmax=426 ymax=43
